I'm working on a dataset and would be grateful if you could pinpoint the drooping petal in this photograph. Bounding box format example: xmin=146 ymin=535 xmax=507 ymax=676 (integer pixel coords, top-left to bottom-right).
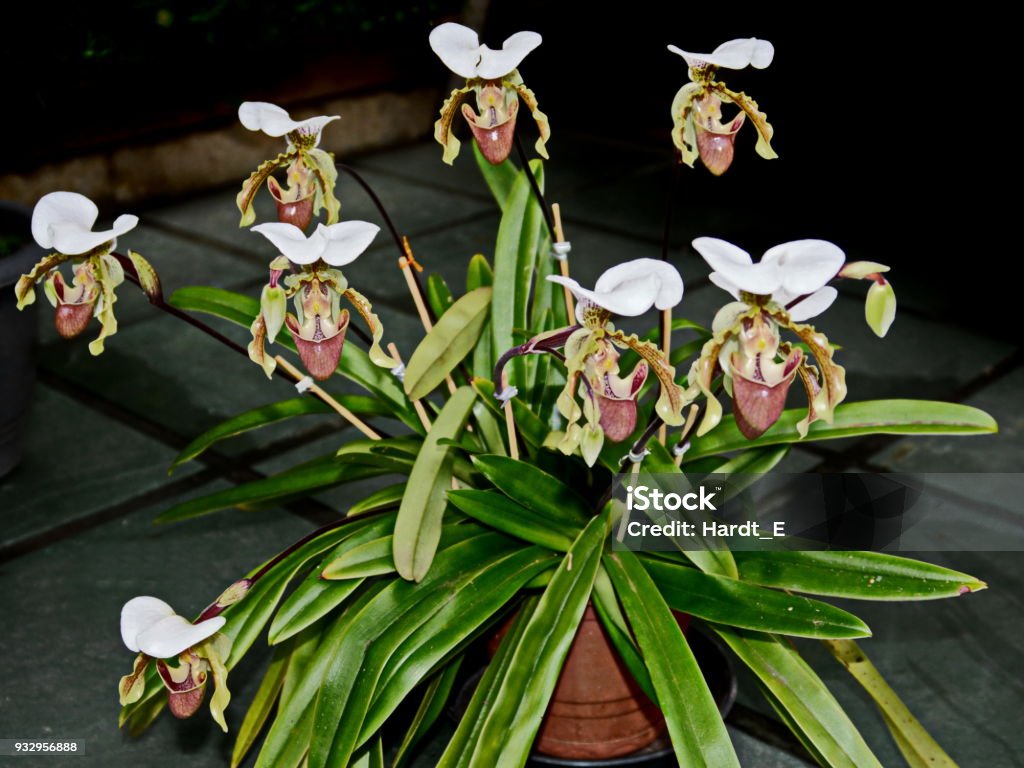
xmin=762 ymin=239 xmax=845 ymax=295
xmin=434 ymin=86 xmax=473 ymax=165
xmin=784 ymin=286 xmax=838 ymax=321
xmin=252 ymin=222 xmax=324 ymax=265
xmin=248 ymin=313 xmax=277 ymax=378
xmin=670 ymin=81 xmax=702 ymax=167
xmin=607 ymin=329 xmax=688 ymax=426
xmin=118 ymin=653 xmax=150 ymax=706
xmin=136 ymin=614 xmax=227 ymax=659
xmin=509 ymin=76 xmax=550 ymax=159
xmin=318 ymin=221 xmax=380 ymax=267
xmin=202 ymin=633 xmax=232 ymax=733
xmin=477 ymin=32 xmax=542 ymax=79
xmin=236 ymin=149 xmax=298 ymax=227
xmin=693 ymin=237 xmax=781 ymax=295
xmin=667 ymin=38 xmax=774 ymax=70
xmin=238 ymin=102 xmax=339 ymax=139
xmin=121 ymin=596 xmax=176 ymax=653
xmin=343 ymin=286 xmax=396 ymax=366
xmin=711 ymin=82 xmax=778 ymax=161
xmin=429 ymin=22 xmax=482 ymax=79
xmin=88 ymin=253 xmax=124 ymax=355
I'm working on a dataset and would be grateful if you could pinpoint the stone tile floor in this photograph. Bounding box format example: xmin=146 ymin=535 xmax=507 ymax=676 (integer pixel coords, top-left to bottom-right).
xmin=2 ymin=133 xmax=1021 ymax=767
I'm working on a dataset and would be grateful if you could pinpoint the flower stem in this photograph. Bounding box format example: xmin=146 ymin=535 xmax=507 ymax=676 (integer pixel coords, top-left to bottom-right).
xmin=513 ymin=133 xmax=555 ymax=238
xmin=658 ymin=161 xmax=682 ymax=445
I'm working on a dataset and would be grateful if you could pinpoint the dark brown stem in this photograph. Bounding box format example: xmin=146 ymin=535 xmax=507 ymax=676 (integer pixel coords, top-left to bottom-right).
xmin=513 ymin=133 xmax=556 ymax=238
xmin=621 ymin=412 xmax=665 ymax=467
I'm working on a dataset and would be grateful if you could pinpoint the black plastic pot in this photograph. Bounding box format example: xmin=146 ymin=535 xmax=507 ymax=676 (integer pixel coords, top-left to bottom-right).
xmin=0 ymin=202 xmax=41 ymax=479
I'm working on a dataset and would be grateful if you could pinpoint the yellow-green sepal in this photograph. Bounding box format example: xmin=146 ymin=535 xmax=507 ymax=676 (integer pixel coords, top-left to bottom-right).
xmin=199 ymin=632 xmax=232 ymax=733
xmin=865 ymin=280 xmax=897 ymax=338
xmin=88 ymin=253 xmax=125 ymax=355
xmin=670 ymin=82 xmax=702 ymax=167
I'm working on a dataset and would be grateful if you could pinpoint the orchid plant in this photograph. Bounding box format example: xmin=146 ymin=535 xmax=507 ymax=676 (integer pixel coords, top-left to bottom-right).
xmin=17 ymin=23 xmax=996 ymax=768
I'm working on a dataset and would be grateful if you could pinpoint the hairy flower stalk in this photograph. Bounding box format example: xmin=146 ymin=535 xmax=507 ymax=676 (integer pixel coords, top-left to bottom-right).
xmin=236 ymin=102 xmax=342 ymax=228
xmin=15 ymin=192 xmax=157 ymax=354
xmin=667 ymin=38 xmax=777 ymax=174
xmin=430 ymin=22 xmax=550 ymax=165
xmin=249 ymin=221 xmax=397 ymax=380
xmin=495 ymin=259 xmax=688 ymax=466
xmin=689 ymin=238 xmax=896 ymax=439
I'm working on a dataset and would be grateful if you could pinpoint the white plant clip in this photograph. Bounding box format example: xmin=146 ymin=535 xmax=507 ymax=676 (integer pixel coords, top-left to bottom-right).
xmin=390 ymin=362 xmax=406 ymax=381
xmin=552 ymin=241 xmax=572 ymax=261
xmin=495 ymin=385 xmax=519 ymax=403
xmin=295 ymin=375 xmax=314 ymax=394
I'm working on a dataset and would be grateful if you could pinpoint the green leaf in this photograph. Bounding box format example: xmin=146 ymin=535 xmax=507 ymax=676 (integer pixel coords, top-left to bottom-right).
xmin=686 ymin=400 xmax=998 ymax=460
xmin=591 ymin=565 xmax=657 ymax=702
xmin=712 ymin=626 xmax=883 ymax=768
xmin=323 ymin=522 xmax=482 ymax=580
xmin=473 ymin=141 xmax=520 ymax=210
xmin=394 ymin=387 xmax=478 ymax=581
xmin=471 ymin=454 xmax=591 ymax=525
xmin=268 ymin=515 xmax=397 ymax=645
xmin=605 ymin=550 xmax=739 ymax=768
xmin=491 ymin=161 xmax=544 ymax=384
xmin=824 ymin=639 xmax=958 ymax=768
xmin=468 ymin=511 xmax=608 ymax=765
xmin=426 ymin=273 xmax=455 ymax=319
xmin=471 ymin=380 xmax=551 ymax=450
xmin=438 ymin=597 xmax=539 ymax=768
xmin=642 ymin=558 xmax=871 ymax=638
xmin=733 ymin=550 xmax=987 ymax=600
xmin=169 ymin=286 xmax=418 ymax=430
xmin=447 ymin=489 xmax=581 ymax=551
xmin=358 ymin=546 xmax=559 ymax=744
xmin=171 ymin=397 xmax=331 ymax=471
xmin=393 ymin=658 xmax=464 ymax=768
xmin=156 ymin=460 xmax=386 ymax=523
xmin=404 ymin=288 xmax=492 ymax=399
xmin=305 ymin=534 xmax=527 ymax=768
xmin=231 ymin=640 xmax=291 ymax=768
xmin=346 ymin=482 xmax=406 ymax=516
xmin=466 ymin=252 xmax=494 ymax=292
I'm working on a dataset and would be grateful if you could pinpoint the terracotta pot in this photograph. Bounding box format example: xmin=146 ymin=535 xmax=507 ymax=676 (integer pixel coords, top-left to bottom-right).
xmin=489 ymin=604 xmax=691 ymax=760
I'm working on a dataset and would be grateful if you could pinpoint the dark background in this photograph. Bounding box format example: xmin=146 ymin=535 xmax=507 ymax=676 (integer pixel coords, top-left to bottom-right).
xmin=3 ymin=1 xmax=1012 ymax=338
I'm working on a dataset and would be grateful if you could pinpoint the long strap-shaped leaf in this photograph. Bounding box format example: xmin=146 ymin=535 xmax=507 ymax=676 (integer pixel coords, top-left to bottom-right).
xmin=448 ymin=489 xmax=581 ymax=551
xmin=392 ymin=657 xmax=464 ymax=768
xmin=686 ymin=399 xmax=997 ymax=460
xmin=230 ymin=639 xmax=292 ymax=768
xmin=824 ymin=639 xmax=959 ymax=768
xmin=642 ymin=557 xmax=871 ymax=639
xmin=605 ymin=550 xmax=740 ymax=768
xmin=733 ymin=550 xmax=987 ymax=600
xmin=393 ymin=386 xmax=477 ymax=581
xmin=437 ymin=596 xmax=540 ymax=768
xmin=307 ymin=535 xmax=540 ymax=768
xmin=468 ymin=511 xmax=608 ymax=766
xmin=712 ymin=626 xmax=883 ymax=768
xmin=471 ymin=454 xmax=591 ymax=525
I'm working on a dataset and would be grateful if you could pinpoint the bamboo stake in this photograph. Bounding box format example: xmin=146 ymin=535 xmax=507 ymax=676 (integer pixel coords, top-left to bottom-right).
xmin=551 ymin=203 xmax=575 ymax=321
xmin=658 ymin=308 xmax=672 ymax=445
xmin=500 ymin=371 xmax=520 ymax=460
xmin=398 ymin=238 xmax=457 ymax=395
xmin=387 ymin=343 xmax=432 ymax=433
xmin=275 ymin=355 xmax=382 ymax=440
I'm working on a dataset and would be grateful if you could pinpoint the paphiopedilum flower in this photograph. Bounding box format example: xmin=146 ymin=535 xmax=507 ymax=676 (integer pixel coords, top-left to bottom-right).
xmin=236 ymin=102 xmax=342 ymax=229
xmin=667 ymin=38 xmax=777 ymax=175
xmin=688 ymin=237 xmax=895 ymax=439
xmin=248 ymin=221 xmax=397 ymax=380
xmin=14 ymin=192 xmax=158 ymax=354
xmin=429 ymin=22 xmax=550 ymax=165
xmin=118 ymin=596 xmax=232 ymax=731
xmin=495 ymin=259 xmax=688 ymax=466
